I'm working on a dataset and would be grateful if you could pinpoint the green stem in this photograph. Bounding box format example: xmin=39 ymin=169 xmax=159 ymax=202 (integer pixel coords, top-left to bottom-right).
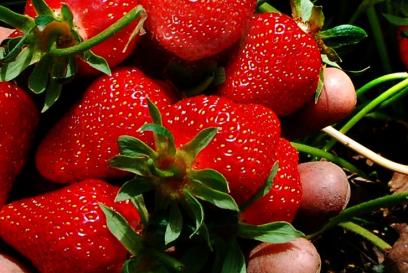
xmin=308 ymin=192 xmax=408 ymax=239
xmin=50 ymin=5 xmax=145 ymax=57
xmin=32 ymin=0 xmax=53 ymax=16
xmin=258 ymin=2 xmax=280 ymax=13
xmin=366 ymin=5 xmax=392 ymax=73
xmin=291 ymin=142 xmax=365 ymax=176
xmin=324 ymin=78 xmax=408 ymax=151
xmin=357 ymin=72 xmax=408 ymax=97
xmin=0 ymin=5 xmax=35 ymax=31
xmin=339 ymin=221 xmax=392 ymax=251
xmin=379 ymin=87 xmax=408 ymax=108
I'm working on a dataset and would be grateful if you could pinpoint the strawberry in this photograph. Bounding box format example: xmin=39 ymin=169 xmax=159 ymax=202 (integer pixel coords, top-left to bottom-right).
xmin=0 ymin=179 xmax=141 ymax=273
xmin=398 ymin=26 xmax=408 ymax=69
xmin=0 ymin=0 xmax=146 ymax=110
xmin=140 ymin=0 xmax=256 ymax=61
xmin=240 ymin=138 xmax=302 ymax=224
xmin=141 ymin=95 xmax=302 ymax=223
xmin=218 ymin=12 xmax=322 ymax=116
xmin=35 ymin=67 xmax=175 ymax=183
xmin=23 ymin=0 xmax=143 ymax=74
xmin=0 ymin=82 xmax=39 ymax=206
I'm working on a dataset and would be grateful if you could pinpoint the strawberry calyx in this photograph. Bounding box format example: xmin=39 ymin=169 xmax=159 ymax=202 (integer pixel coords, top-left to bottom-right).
xmin=0 ymin=0 xmax=146 ymax=112
xmin=289 ymin=0 xmax=367 ymax=64
xmin=104 ymin=100 xmax=304 ymax=272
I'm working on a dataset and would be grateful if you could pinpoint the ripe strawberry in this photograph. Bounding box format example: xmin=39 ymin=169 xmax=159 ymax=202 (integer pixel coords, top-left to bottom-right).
xmin=140 ymin=0 xmax=256 ymax=61
xmin=159 ymin=96 xmax=302 ymax=222
xmin=23 ymin=0 xmax=143 ymax=75
xmin=218 ymin=13 xmax=322 ymax=116
xmin=0 ymin=82 xmax=39 ymax=206
xmin=36 ymin=67 xmax=175 ymax=183
xmin=398 ymin=26 xmax=408 ymax=69
xmin=240 ymin=138 xmax=302 ymax=224
xmin=0 ymin=179 xmax=141 ymax=273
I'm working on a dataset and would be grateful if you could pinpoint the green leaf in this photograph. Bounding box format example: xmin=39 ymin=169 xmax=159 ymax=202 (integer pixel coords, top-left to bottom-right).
xmin=0 ymin=6 xmax=35 ymax=31
xmin=321 ymin=54 xmax=342 ymax=69
xmin=308 ymin=5 xmax=324 ymax=32
xmin=28 ymin=56 xmax=51 ymax=94
xmin=238 ymin=222 xmax=304 ymax=243
xmin=61 ymin=4 xmax=74 ymax=27
xmin=213 ymin=67 xmax=226 ymax=86
xmin=290 ymin=0 xmax=321 ymax=24
xmin=189 ymin=180 xmax=239 ymax=212
xmin=122 ymin=257 xmax=140 ymax=273
xmin=181 ymin=128 xmax=218 ymax=159
xmin=383 ymin=13 xmax=408 ymax=26
xmin=118 ymin=135 xmax=157 ymax=158
xmin=99 ymin=204 xmax=143 ymax=256
xmin=0 ymin=47 xmax=38 ymax=82
xmin=2 ymin=31 xmax=32 ymax=63
xmin=82 ymin=50 xmax=111 ymax=75
xmin=65 ymin=56 xmax=76 ymax=79
xmin=221 ymin=240 xmax=246 ymax=273
xmin=32 ymin=0 xmax=54 ymax=16
xmin=314 ymin=67 xmax=325 ymax=103
xmin=35 ymin=15 xmax=54 ymax=27
xmin=41 ymin=79 xmax=62 ymax=112
xmin=318 ymin=25 xmax=368 ymax=48
xmin=188 ymin=169 xmax=229 ymax=193
xmin=141 ymin=124 xmax=176 ymax=156
xmin=183 ymin=190 xmax=204 ymax=237
xmin=131 ymin=194 xmax=149 ymax=226
xmin=240 ymin=162 xmax=279 ymax=211
xmin=147 ymin=99 xmax=163 ymax=126
xmin=116 ymin=177 xmax=154 ymax=202
xmin=109 ymin=155 xmax=149 ymax=176
xmin=165 ymin=203 xmax=183 ymax=245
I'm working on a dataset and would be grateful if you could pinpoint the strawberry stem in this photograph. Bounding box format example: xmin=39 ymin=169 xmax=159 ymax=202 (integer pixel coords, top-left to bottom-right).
xmin=0 ymin=5 xmax=35 ymax=31
xmin=324 ymin=78 xmax=408 ymax=151
xmin=339 ymin=221 xmax=392 ymax=251
xmin=356 ymin=72 xmax=408 ymax=97
xmin=291 ymin=142 xmax=365 ymax=176
xmin=50 ymin=5 xmax=146 ymax=57
xmin=307 ymin=192 xmax=408 ymax=239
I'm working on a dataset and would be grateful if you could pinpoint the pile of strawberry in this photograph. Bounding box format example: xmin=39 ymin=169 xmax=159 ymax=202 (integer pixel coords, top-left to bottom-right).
xmin=0 ymin=0 xmax=367 ymax=272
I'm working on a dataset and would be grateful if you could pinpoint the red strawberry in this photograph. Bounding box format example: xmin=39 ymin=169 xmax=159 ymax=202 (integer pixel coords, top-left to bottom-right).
xmin=0 ymin=179 xmax=140 ymax=273
xmin=218 ymin=13 xmax=322 ymax=116
xmin=160 ymin=96 xmax=302 ymax=222
xmin=36 ymin=67 xmax=175 ymax=183
xmin=240 ymin=138 xmax=302 ymax=224
xmin=24 ymin=0 xmax=143 ymax=75
xmin=140 ymin=0 xmax=256 ymax=61
xmin=398 ymin=26 xmax=408 ymax=69
xmin=0 ymin=82 xmax=39 ymax=206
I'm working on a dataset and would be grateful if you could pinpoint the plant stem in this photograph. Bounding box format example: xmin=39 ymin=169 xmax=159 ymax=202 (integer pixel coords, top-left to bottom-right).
xmin=366 ymin=4 xmax=392 ymax=73
xmin=0 ymin=5 xmax=35 ymax=31
xmin=357 ymin=72 xmax=408 ymax=97
xmin=308 ymin=192 xmax=408 ymax=239
xmin=379 ymin=87 xmax=408 ymax=108
xmin=147 ymin=248 xmax=184 ymax=272
xmin=50 ymin=6 xmax=145 ymax=57
xmin=291 ymin=142 xmax=365 ymax=176
xmin=258 ymin=2 xmax=279 ymax=13
xmin=322 ymin=126 xmax=408 ymax=174
xmin=324 ymin=78 xmax=408 ymax=151
xmin=339 ymin=221 xmax=392 ymax=251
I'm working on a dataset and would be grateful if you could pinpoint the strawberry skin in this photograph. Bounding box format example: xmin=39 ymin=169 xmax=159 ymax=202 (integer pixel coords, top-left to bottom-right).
xmin=36 ymin=67 xmax=175 ymax=183
xmin=25 ymin=0 xmax=142 ymax=75
xmin=140 ymin=0 xmax=256 ymax=61
xmin=0 ymin=82 xmax=39 ymax=206
xmin=218 ymin=13 xmax=322 ymax=116
xmin=240 ymin=138 xmax=302 ymax=224
xmin=0 ymin=179 xmax=140 ymax=273
xmin=398 ymin=26 xmax=408 ymax=69
xmin=162 ymin=96 xmax=302 ymax=222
